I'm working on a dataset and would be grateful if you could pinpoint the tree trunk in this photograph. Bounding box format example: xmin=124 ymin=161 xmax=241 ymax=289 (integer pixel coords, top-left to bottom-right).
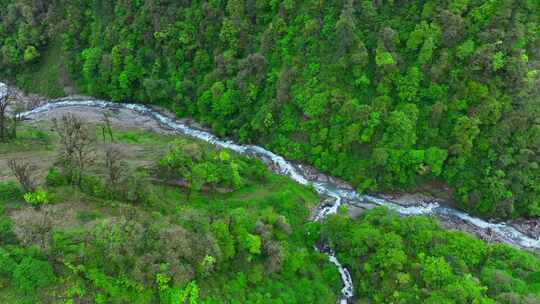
xmin=0 ymin=107 xmax=6 ymax=143
xmin=0 ymin=117 xmax=4 ymax=142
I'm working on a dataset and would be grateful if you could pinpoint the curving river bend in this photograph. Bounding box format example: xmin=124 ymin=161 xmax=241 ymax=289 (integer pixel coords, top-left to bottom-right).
xmin=10 ymin=95 xmax=540 ymax=303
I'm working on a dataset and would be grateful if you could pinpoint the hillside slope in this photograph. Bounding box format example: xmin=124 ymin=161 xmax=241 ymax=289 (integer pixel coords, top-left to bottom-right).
xmin=0 ymin=107 xmax=342 ymax=303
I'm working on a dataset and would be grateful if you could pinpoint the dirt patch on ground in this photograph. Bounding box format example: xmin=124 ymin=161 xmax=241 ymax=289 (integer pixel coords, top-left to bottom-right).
xmin=1 ymin=96 xmax=180 ymax=176
xmin=2 ymin=79 xmax=184 ymax=135
xmin=27 ymin=106 xmax=176 ymax=136
xmin=0 ymin=103 xmax=177 ymax=178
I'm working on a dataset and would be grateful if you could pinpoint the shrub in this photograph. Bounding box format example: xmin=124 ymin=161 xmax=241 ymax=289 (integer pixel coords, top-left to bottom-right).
xmin=13 ymin=257 xmax=56 ymax=293
xmin=80 ymin=175 xmax=109 ymax=199
xmin=76 ymin=210 xmax=100 ymax=222
xmin=123 ymin=170 xmax=152 ymax=204
xmin=23 ymin=188 xmax=50 ymax=206
xmin=0 ymin=248 xmax=16 ymax=276
xmin=46 ymin=169 xmax=68 ymax=187
xmin=8 ymin=159 xmax=36 ymax=192
xmin=8 ymin=246 xmax=44 ymax=262
xmin=0 ymin=181 xmax=22 ymax=202
xmin=0 ymin=216 xmax=17 ymax=245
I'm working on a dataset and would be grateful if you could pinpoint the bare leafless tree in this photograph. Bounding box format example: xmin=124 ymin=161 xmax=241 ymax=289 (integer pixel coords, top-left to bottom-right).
xmin=0 ymin=84 xmax=8 ymax=142
xmin=0 ymin=84 xmax=23 ymax=142
xmin=9 ymin=103 xmax=25 ymax=140
xmin=53 ymin=114 xmax=95 ymax=187
xmin=105 ymin=144 xmax=124 ymax=189
xmin=0 ymin=85 xmax=12 ymax=142
xmin=101 ymin=111 xmax=114 ymax=142
xmin=8 ymin=158 xmax=36 ymax=192
xmin=11 ymin=206 xmax=59 ymax=251
xmin=26 ymin=94 xmax=43 ymax=110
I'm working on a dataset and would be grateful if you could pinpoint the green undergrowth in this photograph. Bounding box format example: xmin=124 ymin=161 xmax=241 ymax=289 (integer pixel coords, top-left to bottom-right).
xmin=111 ymin=129 xmax=169 ymax=146
xmin=0 ymin=126 xmax=51 ymax=154
xmin=0 ymin=124 xmax=341 ymax=303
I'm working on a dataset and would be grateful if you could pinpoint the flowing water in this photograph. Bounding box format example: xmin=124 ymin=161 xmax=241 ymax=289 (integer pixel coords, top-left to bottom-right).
xmin=11 ymin=95 xmax=540 ymax=303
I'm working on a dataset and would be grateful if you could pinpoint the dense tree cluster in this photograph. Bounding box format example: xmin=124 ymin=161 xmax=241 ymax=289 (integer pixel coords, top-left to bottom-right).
xmin=4 ymin=0 xmax=537 ymax=218
xmin=320 ymin=208 xmax=540 ymax=303
xmin=157 ymin=139 xmax=252 ymax=196
xmin=0 ymin=0 xmax=53 ymax=71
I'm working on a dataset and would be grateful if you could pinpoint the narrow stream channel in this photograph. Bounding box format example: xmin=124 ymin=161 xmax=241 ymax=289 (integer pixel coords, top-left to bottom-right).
xmin=15 ymin=96 xmax=540 ymax=303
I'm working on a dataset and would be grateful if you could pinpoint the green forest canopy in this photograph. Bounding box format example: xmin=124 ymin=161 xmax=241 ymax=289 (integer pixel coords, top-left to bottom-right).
xmin=1 ymin=0 xmax=539 ymax=220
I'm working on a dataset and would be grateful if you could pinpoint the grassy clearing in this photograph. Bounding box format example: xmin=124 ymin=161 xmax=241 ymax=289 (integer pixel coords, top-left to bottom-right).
xmin=107 ymin=129 xmax=170 ymax=146
xmin=0 ymin=126 xmax=52 ymax=155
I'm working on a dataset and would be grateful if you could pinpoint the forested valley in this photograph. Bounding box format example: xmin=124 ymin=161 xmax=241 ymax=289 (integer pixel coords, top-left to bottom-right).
xmin=2 ymin=0 xmax=539 ymax=218
xmin=1 ymin=0 xmax=540 ymax=303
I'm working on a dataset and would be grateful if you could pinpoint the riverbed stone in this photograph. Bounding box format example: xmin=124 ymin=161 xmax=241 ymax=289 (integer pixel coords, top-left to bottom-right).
xmin=511 ymin=219 xmax=540 ymax=240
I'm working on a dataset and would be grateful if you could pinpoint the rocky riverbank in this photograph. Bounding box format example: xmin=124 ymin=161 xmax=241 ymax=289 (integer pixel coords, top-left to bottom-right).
xmin=295 ymin=157 xmax=540 ymax=251
xmin=4 ymin=81 xmax=540 ymax=254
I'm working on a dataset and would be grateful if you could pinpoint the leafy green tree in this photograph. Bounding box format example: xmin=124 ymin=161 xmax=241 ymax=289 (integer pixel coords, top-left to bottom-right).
xmin=381 ymin=110 xmax=417 ymax=149
xmin=13 ymin=257 xmax=56 ymax=294
xmin=457 ymin=39 xmax=475 ymax=60
xmin=23 ymin=46 xmax=39 ymax=62
xmin=492 ymin=52 xmax=505 ymax=71
xmin=425 ymin=147 xmax=448 ymax=176
xmin=211 ymin=220 xmax=236 ymax=260
xmin=375 ymin=49 xmax=395 ymax=67
xmin=420 ymin=255 xmax=453 ymax=288
xmin=452 ymin=116 xmax=480 ymax=155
